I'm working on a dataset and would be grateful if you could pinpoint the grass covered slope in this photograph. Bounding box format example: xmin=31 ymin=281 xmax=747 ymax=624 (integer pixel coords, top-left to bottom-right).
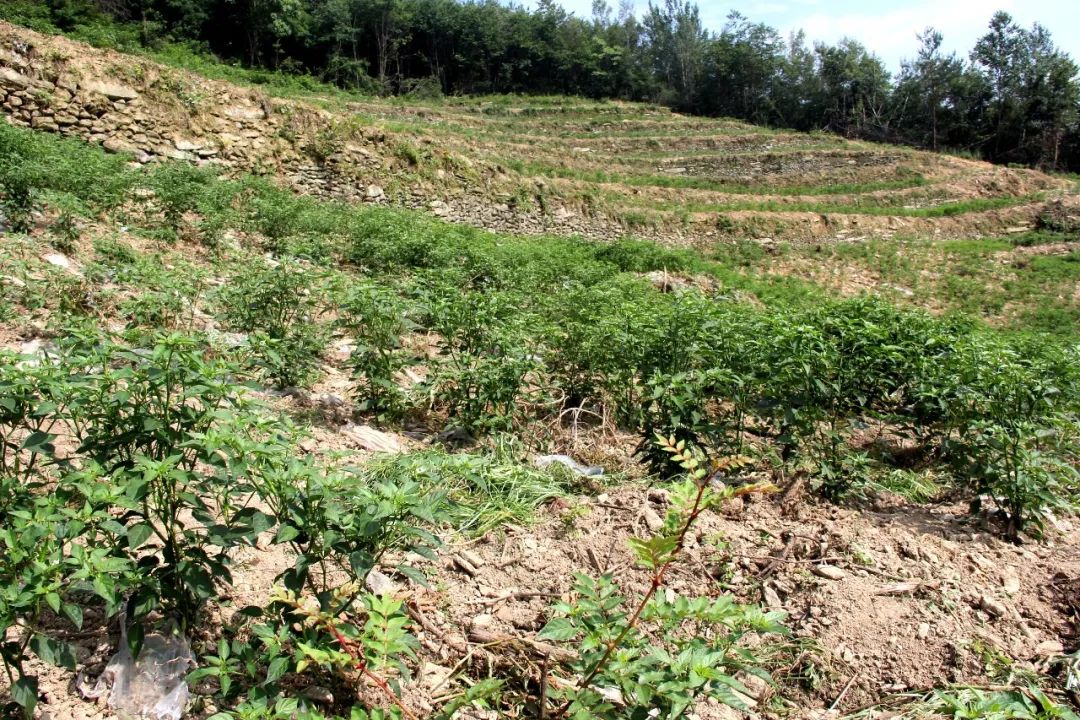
xmin=0 ymin=18 xmax=1076 ymax=248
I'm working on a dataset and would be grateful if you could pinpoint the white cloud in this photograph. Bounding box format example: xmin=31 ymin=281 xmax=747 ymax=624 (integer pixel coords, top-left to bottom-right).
xmin=786 ymin=0 xmax=1020 ymax=70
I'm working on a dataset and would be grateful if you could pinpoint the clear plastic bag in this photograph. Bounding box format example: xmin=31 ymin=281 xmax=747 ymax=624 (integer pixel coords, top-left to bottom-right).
xmin=79 ymin=620 xmax=195 ymax=720
xmin=534 ymin=454 xmax=604 ymax=476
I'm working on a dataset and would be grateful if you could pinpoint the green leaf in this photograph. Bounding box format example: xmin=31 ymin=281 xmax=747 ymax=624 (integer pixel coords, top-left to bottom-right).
xmin=274 ymin=524 xmax=300 ymax=544
xmin=127 ymin=523 xmax=154 ymax=549
xmin=265 ymin=656 xmax=289 ymax=684
xmin=11 ymin=676 xmax=38 ymax=713
xmin=30 ymin=635 xmax=76 ymax=671
xmin=21 ymin=431 xmax=55 ymax=454
xmin=62 ymin=603 xmax=84 ymax=629
xmin=187 ymin=667 xmax=218 ymax=683
xmin=537 ymin=618 xmax=577 ymax=642
xmin=395 ymin=564 xmax=430 ymax=588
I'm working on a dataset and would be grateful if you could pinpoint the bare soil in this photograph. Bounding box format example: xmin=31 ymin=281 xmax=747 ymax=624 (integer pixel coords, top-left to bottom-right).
xmin=10 ymin=450 xmax=1080 ymax=719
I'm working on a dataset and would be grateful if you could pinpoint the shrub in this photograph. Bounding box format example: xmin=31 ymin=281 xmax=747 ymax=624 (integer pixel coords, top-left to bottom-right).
xmin=424 ymin=289 xmax=541 ymax=433
xmin=0 ymin=122 xmax=133 ymax=219
xmin=338 ymin=282 xmax=415 ymax=421
xmin=593 ymin=237 xmax=693 ymax=273
xmin=63 ymin=334 xmax=272 ymax=625
xmin=537 ymin=439 xmax=785 ymax=719
xmin=218 ymin=261 xmax=330 ymax=388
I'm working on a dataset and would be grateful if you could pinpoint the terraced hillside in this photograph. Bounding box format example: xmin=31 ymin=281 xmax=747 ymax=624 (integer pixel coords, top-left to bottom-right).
xmin=0 ymin=20 xmax=1075 ymax=247
xmin=3 ymin=17 xmax=1080 ymax=720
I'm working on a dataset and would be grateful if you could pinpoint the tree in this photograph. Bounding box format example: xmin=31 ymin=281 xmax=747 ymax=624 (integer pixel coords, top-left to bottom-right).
xmin=643 ymin=0 xmax=708 ymax=109
xmin=893 ymin=28 xmax=966 ymax=150
xmin=815 ymin=38 xmax=891 ymax=137
xmin=225 ymin=0 xmax=310 ymax=67
xmin=1020 ymin=25 xmax=1079 ymax=168
xmin=972 ymin=11 xmax=1027 ymax=159
xmin=701 ymin=12 xmax=784 ymax=122
xmin=773 ymin=30 xmax=821 ymax=130
xmin=972 ymin=12 xmax=1080 ymax=167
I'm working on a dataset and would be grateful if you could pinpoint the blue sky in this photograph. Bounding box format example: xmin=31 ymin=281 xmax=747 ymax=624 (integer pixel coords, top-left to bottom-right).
xmin=528 ymin=0 xmax=1080 ymax=73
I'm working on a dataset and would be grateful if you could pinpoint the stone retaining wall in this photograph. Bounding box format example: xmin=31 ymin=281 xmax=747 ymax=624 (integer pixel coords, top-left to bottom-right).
xmin=0 ymin=21 xmax=411 ymax=203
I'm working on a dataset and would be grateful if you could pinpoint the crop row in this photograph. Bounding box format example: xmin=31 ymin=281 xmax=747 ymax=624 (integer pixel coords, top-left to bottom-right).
xmin=2 ymin=122 xmax=1079 ymax=718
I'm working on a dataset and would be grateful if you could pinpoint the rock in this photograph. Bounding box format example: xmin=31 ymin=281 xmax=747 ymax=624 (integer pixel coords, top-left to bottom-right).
xmin=1002 ymin=568 xmax=1021 ymax=595
xmin=643 ymin=506 xmax=664 ymax=531
xmin=980 ymin=594 xmax=1007 ymax=618
xmin=470 ymin=613 xmax=494 ymax=629
xmin=102 ymin=136 xmax=135 ymax=154
xmin=18 ymin=338 xmax=59 ymax=361
xmin=302 ymin=686 xmax=334 ymax=705
xmin=833 ymin=642 xmax=856 ymax=663
xmin=459 ymin=549 xmax=485 ymax=568
xmin=364 ymin=184 xmax=385 ymax=200
xmin=917 ymin=623 xmax=930 ymax=640
xmin=340 ymin=423 xmax=402 ymax=453
xmin=763 ymin=585 xmax=783 ymax=610
xmin=647 ymin=488 xmax=671 ymax=504
xmin=174 ymin=139 xmax=202 ymax=152
xmin=316 ymin=393 xmax=346 ymax=409
xmin=57 ymin=75 xmax=79 ymax=92
xmin=80 ymin=79 xmax=139 ymax=100
xmin=436 ymin=426 xmax=475 ymax=447
xmin=1034 ymin=640 xmax=1064 ymax=657
xmin=42 ymin=252 xmax=75 ymax=271
xmin=0 ymin=67 xmax=33 ymax=88
xmin=494 ymin=604 xmax=520 ymax=624
xmin=420 ymin=662 xmax=453 ymax=691
xmin=812 ymin=565 xmax=848 ymax=581
xmin=739 ymin=671 xmax=770 ymax=701
xmin=645 ymin=270 xmax=692 ymax=293
xmin=224 ymin=105 xmax=265 ymax=121
xmin=365 ymin=569 xmax=398 ymax=595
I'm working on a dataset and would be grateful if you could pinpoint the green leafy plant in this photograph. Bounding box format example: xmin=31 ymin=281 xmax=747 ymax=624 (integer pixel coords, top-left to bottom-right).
xmin=64 ymin=334 xmax=271 ymax=626
xmin=423 ymin=289 xmax=540 ymax=434
xmin=206 ymin=584 xmax=419 ymax=720
xmin=901 ymin=687 xmax=1079 ymax=720
xmin=0 ymin=463 xmax=138 ymax=718
xmin=218 ymin=261 xmax=331 ymax=389
xmin=250 ymin=454 xmax=447 ymax=596
xmin=537 ymin=437 xmax=784 ymax=719
xmin=338 ymin=282 xmax=415 ymax=421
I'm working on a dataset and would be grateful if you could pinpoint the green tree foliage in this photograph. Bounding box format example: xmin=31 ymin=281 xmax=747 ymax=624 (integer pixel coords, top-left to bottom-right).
xmin=971 ymin=12 xmax=1080 ymax=166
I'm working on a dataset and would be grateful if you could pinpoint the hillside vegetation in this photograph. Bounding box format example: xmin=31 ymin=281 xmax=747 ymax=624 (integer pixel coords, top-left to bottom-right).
xmin=5 ymin=1 xmax=1080 ymax=172
xmin=0 ymin=18 xmax=1074 ymax=251
xmin=1 ymin=16 xmax=1080 ymax=720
